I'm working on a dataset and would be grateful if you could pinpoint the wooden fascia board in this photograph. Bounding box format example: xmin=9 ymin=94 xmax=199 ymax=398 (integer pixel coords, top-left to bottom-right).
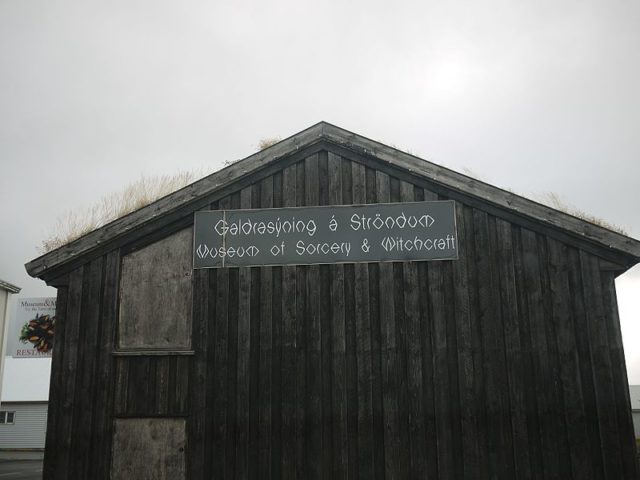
xmin=320 ymin=123 xmax=640 ymax=268
xmin=26 ymin=130 xmax=328 ymax=281
xmin=327 ymin=142 xmax=633 ymax=272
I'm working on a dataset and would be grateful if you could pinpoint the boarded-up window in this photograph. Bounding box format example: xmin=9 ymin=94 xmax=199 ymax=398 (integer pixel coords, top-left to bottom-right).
xmin=111 ymin=418 xmax=186 ymax=480
xmin=118 ymin=228 xmax=193 ymax=350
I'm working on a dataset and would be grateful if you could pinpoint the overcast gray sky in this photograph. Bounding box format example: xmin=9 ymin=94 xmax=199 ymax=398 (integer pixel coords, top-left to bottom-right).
xmin=1 ymin=0 xmax=639 ymax=396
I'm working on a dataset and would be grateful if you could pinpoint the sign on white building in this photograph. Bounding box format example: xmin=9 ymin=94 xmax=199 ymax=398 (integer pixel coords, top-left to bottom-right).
xmin=6 ymin=297 xmax=56 ymax=358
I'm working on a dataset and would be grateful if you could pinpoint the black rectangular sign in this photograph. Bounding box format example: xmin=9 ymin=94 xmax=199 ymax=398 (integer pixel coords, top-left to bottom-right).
xmin=193 ymin=201 xmax=458 ymax=268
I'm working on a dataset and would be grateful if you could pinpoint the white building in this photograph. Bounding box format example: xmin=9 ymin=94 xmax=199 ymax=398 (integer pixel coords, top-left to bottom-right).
xmin=631 ymin=385 xmax=640 ymax=440
xmin=0 ymin=282 xmax=49 ymax=453
xmin=0 ymin=401 xmax=48 ymax=450
xmin=0 ymin=279 xmax=20 ymax=407
xmin=0 ymin=360 xmax=49 ymax=453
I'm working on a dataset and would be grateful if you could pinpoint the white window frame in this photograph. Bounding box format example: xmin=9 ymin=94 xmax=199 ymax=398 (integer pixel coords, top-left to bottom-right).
xmin=0 ymin=411 xmax=16 ymax=425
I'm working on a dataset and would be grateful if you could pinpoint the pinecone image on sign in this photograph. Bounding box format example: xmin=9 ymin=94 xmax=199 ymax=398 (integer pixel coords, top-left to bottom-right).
xmin=19 ymin=314 xmax=55 ymax=353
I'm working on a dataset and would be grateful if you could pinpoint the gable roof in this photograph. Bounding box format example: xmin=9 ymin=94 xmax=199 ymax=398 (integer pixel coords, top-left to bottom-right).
xmin=25 ymin=121 xmax=640 ymax=283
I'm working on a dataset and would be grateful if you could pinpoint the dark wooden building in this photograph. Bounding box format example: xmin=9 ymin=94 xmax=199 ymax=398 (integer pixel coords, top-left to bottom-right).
xmin=27 ymin=122 xmax=640 ymax=479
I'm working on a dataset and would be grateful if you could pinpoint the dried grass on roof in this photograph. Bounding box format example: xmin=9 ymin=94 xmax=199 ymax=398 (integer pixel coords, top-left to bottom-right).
xmin=39 ymin=170 xmax=205 ymax=253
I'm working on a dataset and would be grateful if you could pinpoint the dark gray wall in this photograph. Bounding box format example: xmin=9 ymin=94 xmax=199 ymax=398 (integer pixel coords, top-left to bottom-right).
xmin=42 ymin=149 xmax=639 ymax=479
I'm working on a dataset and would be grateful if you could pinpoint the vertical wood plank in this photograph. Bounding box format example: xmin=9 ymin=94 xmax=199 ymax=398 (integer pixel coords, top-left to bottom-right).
xmin=271 ymin=263 xmax=284 ymax=480
xmin=488 ymin=216 xmax=522 ymax=476
xmin=295 ymin=160 xmax=308 ymax=479
xmin=328 ymin=152 xmax=348 ymax=479
xmin=295 ymin=263 xmax=308 ymax=479
xmin=72 ymin=258 xmax=103 ymax=479
xmin=344 ymin=262 xmax=359 ymax=480
xmin=147 ymin=359 xmax=158 ymax=413
xmin=273 ymin=170 xmax=283 ymax=208
xmin=235 ymin=187 xmax=253 ymax=478
xmin=342 ymin=160 xmax=359 ymax=480
xmin=89 ymin=250 xmax=120 ymax=479
xmin=175 ymin=355 xmax=190 ymax=414
xmin=429 ymin=176 xmax=451 ymax=479
xmin=375 ymin=171 xmax=403 ymax=479
xmin=547 ymin=239 xmax=590 ymax=479
xmin=389 ymin=178 xmax=412 ymax=478
xmin=451 ymin=204 xmax=479 ymax=478
xmin=225 ymin=264 xmax=240 ymax=478
xmin=204 ymin=263 xmax=218 ymax=478
xmin=43 ymin=285 xmax=68 ymax=480
xmin=245 ymin=266 xmax=260 ymax=479
xmin=443 ymin=254 xmax=464 ymax=480
xmin=205 ymin=197 xmax=220 ymax=479
xmin=600 ymin=269 xmax=640 ymax=479
xmin=521 ymin=229 xmax=563 ymax=478
xmin=474 ymin=214 xmax=512 ymax=475
xmin=428 ymin=259 xmax=455 ymax=479
xmin=355 ymin=262 xmax=374 ymax=479
xmin=318 ymin=150 xmax=329 ymax=206
xmin=55 ymin=266 xmax=84 ymax=480
xmin=496 ymin=219 xmax=533 ymax=479
xmin=399 ymin=181 xmax=427 ymax=477
xmin=156 ymin=356 xmax=170 ymax=414
xmin=580 ymin=251 xmax=624 ymax=479
xmin=512 ymin=227 xmax=544 ymax=478
xmin=221 ymin=194 xmax=241 ymax=477
xmin=245 ymin=183 xmax=262 ymax=478
xmin=417 ymin=260 xmax=439 ymax=480
xmin=296 ymin=158 xmax=306 ymax=207
xmin=211 ymin=196 xmax=231 ymax=477
xmin=126 ymin=357 xmax=150 ymax=414
xmin=419 ymin=188 xmax=440 ymax=478
xmin=566 ymin=247 xmax=603 ymax=477
xmin=270 ymin=174 xmax=285 ymax=480
xmin=460 ymin=208 xmax=487 ymax=477
xmin=319 ymin=154 xmax=334 ymax=478
xmin=259 ymin=178 xmax=274 ymax=478
xmin=329 ymin=259 xmax=348 ymax=476
xmin=167 ymin=356 xmax=177 ymax=413
xmin=187 ymin=257 xmax=209 ymax=478
xmin=305 ymin=153 xmax=323 ymax=479
xmin=352 ymin=161 xmax=374 ymax=479
xmin=537 ymin=235 xmax=572 ymax=479
xmin=281 ymin=164 xmax=297 ymax=479
xmin=320 ymin=262 xmax=334 ymax=477
xmin=367 ymin=267 xmax=385 ymax=480
xmin=305 ymin=265 xmax=323 ymax=478
xmin=366 ymin=167 xmax=385 ymax=480
xmin=113 ymin=358 xmax=128 ymax=416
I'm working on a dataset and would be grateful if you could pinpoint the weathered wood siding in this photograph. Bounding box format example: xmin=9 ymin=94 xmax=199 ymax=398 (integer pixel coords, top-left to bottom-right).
xmin=43 ymin=150 xmax=639 ymax=479
xmin=118 ymin=227 xmax=193 ymax=350
xmin=112 ymin=418 xmax=186 ymax=480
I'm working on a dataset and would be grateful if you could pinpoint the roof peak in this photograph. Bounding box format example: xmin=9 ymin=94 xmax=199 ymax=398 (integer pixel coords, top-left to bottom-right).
xmin=25 ymin=121 xmax=640 ymax=282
